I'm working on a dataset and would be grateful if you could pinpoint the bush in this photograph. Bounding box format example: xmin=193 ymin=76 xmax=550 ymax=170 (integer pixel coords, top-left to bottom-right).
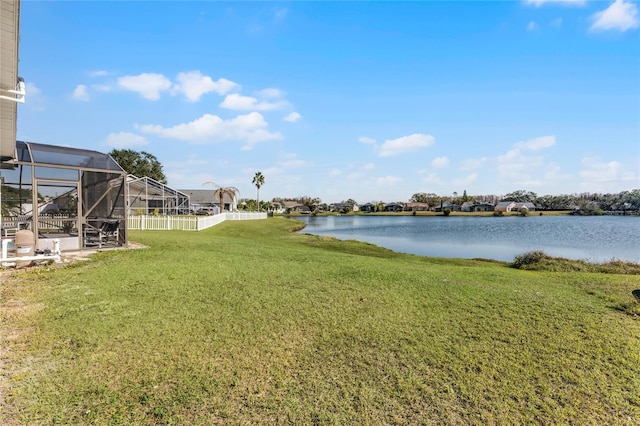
xmin=443 ymin=208 xmax=451 ymax=216
xmin=493 ymin=211 xmax=504 ymax=217
xmin=511 ymin=251 xmax=640 ymax=274
xmin=512 ymin=250 xmax=549 ymax=269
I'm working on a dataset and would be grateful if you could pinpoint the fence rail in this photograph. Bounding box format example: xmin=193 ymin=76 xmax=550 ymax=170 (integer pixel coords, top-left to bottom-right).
xmin=128 ymin=212 xmax=267 ymax=231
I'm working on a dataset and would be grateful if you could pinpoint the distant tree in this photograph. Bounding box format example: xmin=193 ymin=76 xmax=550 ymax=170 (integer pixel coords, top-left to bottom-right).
xmin=410 ymin=192 xmax=440 ymax=206
xmin=502 ymin=190 xmax=537 ymax=203
xmin=252 ymin=171 xmax=265 ymax=212
xmin=203 ymin=181 xmax=240 ymax=212
xmin=109 ymin=149 xmax=167 ymax=184
xmin=215 ymin=186 xmax=240 ymax=212
xmin=410 ymin=192 xmax=429 ymax=203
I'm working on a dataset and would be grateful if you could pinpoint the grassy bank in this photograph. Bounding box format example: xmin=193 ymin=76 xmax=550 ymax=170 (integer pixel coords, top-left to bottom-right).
xmin=2 ymin=218 xmax=639 ymax=424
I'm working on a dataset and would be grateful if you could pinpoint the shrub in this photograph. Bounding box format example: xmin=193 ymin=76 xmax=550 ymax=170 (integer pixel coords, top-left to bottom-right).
xmin=443 ymin=208 xmax=451 ymax=216
xmin=512 ymin=250 xmax=549 ymax=269
xmin=493 ymin=211 xmax=504 ymax=217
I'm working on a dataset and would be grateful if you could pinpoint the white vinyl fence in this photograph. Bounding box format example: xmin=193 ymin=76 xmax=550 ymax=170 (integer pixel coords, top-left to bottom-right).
xmin=128 ymin=212 xmax=267 ymax=231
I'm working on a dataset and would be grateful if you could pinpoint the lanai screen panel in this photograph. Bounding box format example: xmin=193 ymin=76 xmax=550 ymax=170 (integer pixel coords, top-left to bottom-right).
xmin=128 ymin=175 xmax=190 ymax=215
xmin=1 ymin=141 xmax=127 ymax=249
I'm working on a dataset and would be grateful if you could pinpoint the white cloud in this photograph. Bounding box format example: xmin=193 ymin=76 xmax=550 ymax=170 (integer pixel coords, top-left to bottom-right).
xmin=377 ymin=133 xmax=435 ymax=157
xmin=279 ymin=159 xmax=308 ymax=168
xmin=460 ymin=157 xmax=488 ymax=170
xmin=88 ymin=70 xmax=109 ymax=77
xmin=513 ymin=135 xmax=556 ymax=151
xmin=72 ymin=84 xmax=90 ymax=102
xmin=24 ymin=82 xmax=45 ymax=111
xmin=525 ymin=0 xmax=585 ymax=7
xmin=431 ymin=157 xmax=450 ymax=168
xmin=453 ymin=173 xmax=478 ymax=186
xmin=220 ymin=93 xmax=287 ymax=111
xmin=363 ymin=163 xmax=376 ymax=170
xmin=347 ymin=172 xmax=365 ymax=181
xmin=104 ymin=132 xmax=149 ymax=148
xmin=359 ymin=136 xmax=376 ymax=144
xmin=329 ymin=169 xmax=342 ymax=177
xmin=117 ymin=73 xmax=172 ymax=100
xmin=259 ymin=88 xmax=284 ymax=99
xmin=421 ymin=172 xmax=442 ymax=185
xmin=283 ymin=112 xmax=302 ymax=122
xmin=25 ymin=82 xmax=40 ymax=96
xmin=498 ymin=136 xmax=556 ymax=183
xmin=92 ymin=84 xmax=113 ymax=92
xmin=376 ymin=176 xmax=402 ymax=185
xmin=172 ymin=71 xmax=239 ymax=102
xmin=136 ymin=112 xmax=283 ymax=150
xmin=579 ymin=157 xmax=638 ymax=191
xmin=528 ymin=21 xmax=538 ymax=31
xmin=590 ymin=0 xmax=639 ymax=32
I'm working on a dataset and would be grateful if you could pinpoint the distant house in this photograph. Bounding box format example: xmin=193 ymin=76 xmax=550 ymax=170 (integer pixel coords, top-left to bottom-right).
xmin=360 ymin=203 xmax=375 ymax=213
xmin=514 ymin=202 xmax=536 ymax=212
xmin=461 ymin=202 xmax=495 ymax=212
xmin=495 ymin=201 xmax=517 ymax=212
xmin=384 ymin=202 xmax=404 ymax=212
xmin=283 ymin=201 xmax=311 ymax=214
xmin=404 ymin=202 xmax=429 ymax=212
xmin=434 ymin=202 xmax=461 ymax=212
xmin=179 ymin=189 xmax=231 ymax=213
xmin=473 ymin=203 xmax=495 ymax=212
xmin=270 ymin=201 xmax=286 ymax=213
xmin=460 ymin=202 xmax=475 ymax=212
xmin=329 ymin=202 xmax=359 ymax=213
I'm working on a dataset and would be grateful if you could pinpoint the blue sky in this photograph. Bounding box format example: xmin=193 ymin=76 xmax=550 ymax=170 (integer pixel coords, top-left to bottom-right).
xmin=16 ymin=0 xmax=640 ymax=203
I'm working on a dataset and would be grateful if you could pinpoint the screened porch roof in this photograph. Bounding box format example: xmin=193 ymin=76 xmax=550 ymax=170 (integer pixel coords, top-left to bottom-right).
xmin=127 ymin=175 xmax=189 ymax=201
xmin=9 ymin=140 xmax=124 ymax=172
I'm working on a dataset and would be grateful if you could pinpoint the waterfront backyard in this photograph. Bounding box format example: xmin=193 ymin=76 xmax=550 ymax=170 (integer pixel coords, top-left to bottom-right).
xmin=1 ymin=218 xmax=639 ymax=424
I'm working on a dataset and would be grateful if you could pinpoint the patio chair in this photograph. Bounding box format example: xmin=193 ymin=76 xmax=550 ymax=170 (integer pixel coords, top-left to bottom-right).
xmin=84 ymin=220 xmax=120 ymax=248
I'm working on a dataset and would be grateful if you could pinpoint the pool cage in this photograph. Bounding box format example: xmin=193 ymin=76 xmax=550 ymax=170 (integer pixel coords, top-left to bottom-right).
xmin=0 ymin=141 xmax=127 ymax=251
xmin=127 ymin=175 xmax=190 ymax=216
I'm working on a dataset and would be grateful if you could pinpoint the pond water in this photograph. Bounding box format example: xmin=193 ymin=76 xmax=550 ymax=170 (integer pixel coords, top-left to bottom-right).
xmin=294 ymin=215 xmax=640 ymax=263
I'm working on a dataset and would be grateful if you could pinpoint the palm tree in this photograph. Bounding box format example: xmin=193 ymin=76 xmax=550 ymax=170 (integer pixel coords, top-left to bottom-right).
xmin=202 ymin=181 xmax=240 ymax=213
xmin=252 ymin=172 xmax=265 ymax=212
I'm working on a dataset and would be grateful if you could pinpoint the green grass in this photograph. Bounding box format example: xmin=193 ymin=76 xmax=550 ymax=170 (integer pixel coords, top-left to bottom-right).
xmin=1 ymin=218 xmax=639 ymax=424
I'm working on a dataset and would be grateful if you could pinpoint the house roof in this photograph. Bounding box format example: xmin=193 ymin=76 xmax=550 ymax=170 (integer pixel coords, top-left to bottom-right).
xmin=179 ymin=189 xmax=234 ymax=204
xmin=496 ymin=201 xmax=516 ymax=207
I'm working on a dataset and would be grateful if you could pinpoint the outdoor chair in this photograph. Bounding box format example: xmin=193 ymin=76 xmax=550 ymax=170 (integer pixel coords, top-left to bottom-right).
xmin=84 ymin=221 xmax=120 ymax=248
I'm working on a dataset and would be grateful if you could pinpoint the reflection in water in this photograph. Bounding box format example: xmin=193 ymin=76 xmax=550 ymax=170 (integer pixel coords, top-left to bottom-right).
xmin=295 ymin=215 xmax=640 ymax=263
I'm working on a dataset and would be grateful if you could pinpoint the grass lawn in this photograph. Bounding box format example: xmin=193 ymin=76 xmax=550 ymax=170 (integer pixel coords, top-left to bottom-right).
xmin=1 ymin=217 xmax=639 ymax=424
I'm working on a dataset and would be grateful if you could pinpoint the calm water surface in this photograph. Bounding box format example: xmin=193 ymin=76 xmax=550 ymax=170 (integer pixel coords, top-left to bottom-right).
xmin=295 ymin=215 xmax=640 ymax=263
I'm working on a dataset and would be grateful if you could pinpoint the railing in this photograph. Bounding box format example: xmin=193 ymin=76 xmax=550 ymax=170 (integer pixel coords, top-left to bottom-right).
xmin=128 ymin=212 xmax=267 ymax=231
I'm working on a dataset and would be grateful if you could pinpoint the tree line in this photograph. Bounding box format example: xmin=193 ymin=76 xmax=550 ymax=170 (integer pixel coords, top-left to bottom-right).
xmin=409 ymin=189 xmax=640 ymax=212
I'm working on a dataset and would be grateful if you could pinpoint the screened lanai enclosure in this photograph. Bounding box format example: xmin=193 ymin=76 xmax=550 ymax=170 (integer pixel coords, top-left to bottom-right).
xmin=127 ymin=175 xmax=190 ymax=216
xmin=0 ymin=141 xmax=127 ymax=251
